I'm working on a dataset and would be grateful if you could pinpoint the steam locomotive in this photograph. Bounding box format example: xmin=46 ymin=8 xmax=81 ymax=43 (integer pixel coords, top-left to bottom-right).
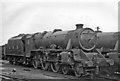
xmin=2 ymin=24 xmax=118 ymax=77
xmin=96 ymin=31 xmax=120 ymax=74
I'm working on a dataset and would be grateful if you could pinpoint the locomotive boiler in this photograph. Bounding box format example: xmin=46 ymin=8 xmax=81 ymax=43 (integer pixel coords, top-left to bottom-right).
xmin=33 ymin=24 xmax=97 ymax=51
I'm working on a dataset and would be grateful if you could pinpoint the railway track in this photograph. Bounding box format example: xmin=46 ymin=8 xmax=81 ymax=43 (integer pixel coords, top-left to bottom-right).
xmin=1 ymin=74 xmax=27 ymax=81
xmin=1 ymin=74 xmax=119 ymax=81
xmin=1 ymin=69 xmax=119 ymax=81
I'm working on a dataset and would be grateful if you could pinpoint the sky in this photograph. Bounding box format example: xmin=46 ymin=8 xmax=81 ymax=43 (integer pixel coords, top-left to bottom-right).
xmin=0 ymin=0 xmax=119 ymax=45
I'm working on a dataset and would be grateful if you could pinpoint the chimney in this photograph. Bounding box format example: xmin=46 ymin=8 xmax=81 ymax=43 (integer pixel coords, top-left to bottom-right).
xmin=76 ymin=24 xmax=84 ymax=29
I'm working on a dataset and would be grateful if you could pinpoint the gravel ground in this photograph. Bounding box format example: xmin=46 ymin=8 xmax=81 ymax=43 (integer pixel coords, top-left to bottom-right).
xmin=0 ymin=59 xmax=119 ymax=81
xmin=1 ymin=59 xmax=78 ymax=80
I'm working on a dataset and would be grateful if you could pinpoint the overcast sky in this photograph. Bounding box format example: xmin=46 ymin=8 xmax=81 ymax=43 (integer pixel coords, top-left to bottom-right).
xmin=0 ymin=0 xmax=119 ymax=45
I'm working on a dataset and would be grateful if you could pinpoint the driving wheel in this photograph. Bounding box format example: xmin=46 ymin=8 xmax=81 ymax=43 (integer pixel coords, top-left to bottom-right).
xmin=74 ymin=63 xmax=84 ymax=77
xmin=51 ymin=62 xmax=60 ymax=72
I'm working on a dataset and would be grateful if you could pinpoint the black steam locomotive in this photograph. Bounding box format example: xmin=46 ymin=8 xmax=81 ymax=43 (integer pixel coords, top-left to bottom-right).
xmin=2 ymin=24 xmax=119 ymax=77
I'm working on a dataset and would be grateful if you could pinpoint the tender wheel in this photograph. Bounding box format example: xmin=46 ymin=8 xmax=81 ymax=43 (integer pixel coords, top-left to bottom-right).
xmin=41 ymin=56 xmax=49 ymax=70
xmin=32 ymin=55 xmax=39 ymax=69
xmin=74 ymin=63 xmax=84 ymax=77
xmin=51 ymin=62 xmax=60 ymax=72
xmin=23 ymin=58 xmax=29 ymax=66
xmin=22 ymin=60 xmax=26 ymax=66
xmin=13 ymin=57 xmax=17 ymax=65
xmin=61 ymin=66 xmax=69 ymax=75
xmin=8 ymin=57 xmax=13 ymax=64
xmin=9 ymin=58 xmax=13 ymax=64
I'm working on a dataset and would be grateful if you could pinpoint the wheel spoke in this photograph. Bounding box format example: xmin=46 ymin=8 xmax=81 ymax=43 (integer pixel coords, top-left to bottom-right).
xmin=51 ymin=62 xmax=60 ymax=72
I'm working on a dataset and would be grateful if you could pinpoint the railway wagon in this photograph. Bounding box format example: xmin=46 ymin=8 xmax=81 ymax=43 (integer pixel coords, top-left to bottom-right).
xmin=5 ymin=24 xmax=114 ymax=77
xmin=0 ymin=46 xmax=2 ymax=59
xmin=0 ymin=45 xmax=6 ymax=60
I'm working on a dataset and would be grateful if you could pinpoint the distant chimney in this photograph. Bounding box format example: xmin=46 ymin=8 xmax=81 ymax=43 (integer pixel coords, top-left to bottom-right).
xmin=97 ymin=27 xmax=100 ymax=31
xmin=76 ymin=24 xmax=84 ymax=29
